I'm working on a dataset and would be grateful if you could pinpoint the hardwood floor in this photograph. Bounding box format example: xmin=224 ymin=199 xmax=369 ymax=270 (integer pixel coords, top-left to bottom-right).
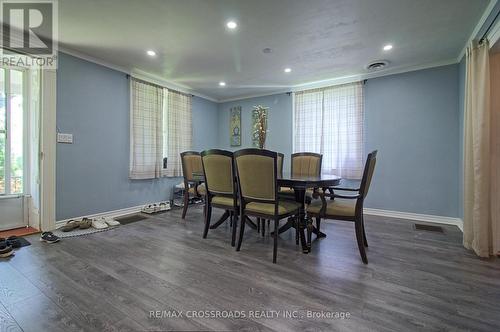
xmin=1 ymin=205 xmax=499 ymax=331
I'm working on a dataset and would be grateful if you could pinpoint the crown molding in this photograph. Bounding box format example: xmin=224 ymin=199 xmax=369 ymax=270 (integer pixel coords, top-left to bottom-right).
xmin=58 ymin=46 xmax=219 ymax=103
xmin=457 ymin=0 xmax=498 ymax=62
xmin=488 ymin=12 xmax=500 ymax=47
xmin=217 ymin=58 xmax=458 ymax=103
xmin=60 ymin=49 xmax=460 ymax=105
xmin=130 ymin=70 xmax=218 ymax=102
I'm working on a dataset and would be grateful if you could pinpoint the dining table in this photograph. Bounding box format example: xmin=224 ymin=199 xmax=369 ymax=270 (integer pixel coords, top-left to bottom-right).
xmin=191 ymin=171 xmax=342 ymax=253
xmin=277 ymin=172 xmax=341 ymax=253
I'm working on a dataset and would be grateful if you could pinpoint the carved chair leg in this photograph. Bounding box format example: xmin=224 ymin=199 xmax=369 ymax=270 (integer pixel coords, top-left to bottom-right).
xmin=306 ymin=217 xmax=313 ymax=252
xmin=361 ymin=215 xmax=368 ymax=247
xmin=355 ymin=219 xmax=368 ymax=264
xmin=202 ymin=203 xmax=212 ymax=239
xmin=181 ymin=190 xmax=189 ymax=219
xmin=231 ymin=215 xmax=238 ymax=247
xmin=315 ymin=217 xmax=321 ymax=237
xmin=236 ymin=212 xmax=246 ymax=251
xmin=273 ymin=218 xmax=279 ymax=263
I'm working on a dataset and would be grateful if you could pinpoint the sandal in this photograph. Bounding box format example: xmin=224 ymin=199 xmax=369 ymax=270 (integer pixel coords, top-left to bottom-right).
xmin=40 ymin=232 xmax=60 ymax=244
xmin=0 ymin=239 xmax=14 ymax=258
xmin=78 ymin=217 xmax=93 ymax=230
xmin=60 ymin=220 xmax=80 ymax=232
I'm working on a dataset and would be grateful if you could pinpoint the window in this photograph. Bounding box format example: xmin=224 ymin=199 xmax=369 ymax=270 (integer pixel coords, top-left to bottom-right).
xmin=293 ymin=82 xmax=364 ymax=179
xmin=0 ymin=68 xmax=26 ymax=194
xmin=129 ymin=78 xmax=192 ymax=179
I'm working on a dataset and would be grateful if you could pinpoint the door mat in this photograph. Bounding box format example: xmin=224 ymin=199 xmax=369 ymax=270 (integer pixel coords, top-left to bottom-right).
xmin=16 ymin=237 xmax=31 ymax=248
xmin=114 ymin=214 xmax=149 ymax=225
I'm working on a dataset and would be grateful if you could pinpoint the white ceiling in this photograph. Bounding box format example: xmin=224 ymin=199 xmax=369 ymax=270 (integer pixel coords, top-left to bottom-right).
xmin=58 ymin=0 xmax=490 ymax=101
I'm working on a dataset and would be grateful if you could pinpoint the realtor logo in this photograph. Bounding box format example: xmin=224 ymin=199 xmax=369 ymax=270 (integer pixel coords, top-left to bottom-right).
xmin=0 ymin=0 xmax=58 ymax=68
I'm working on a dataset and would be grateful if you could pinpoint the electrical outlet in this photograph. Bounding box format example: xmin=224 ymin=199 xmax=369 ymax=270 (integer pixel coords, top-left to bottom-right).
xmin=57 ymin=133 xmax=73 ymax=144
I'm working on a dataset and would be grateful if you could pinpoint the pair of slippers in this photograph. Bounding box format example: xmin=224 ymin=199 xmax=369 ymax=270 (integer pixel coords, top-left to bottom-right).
xmin=92 ymin=217 xmax=120 ymax=229
xmin=0 ymin=236 xmax=21 ymax=258
xmin=60 ymin=218 xmax=93 ymax=232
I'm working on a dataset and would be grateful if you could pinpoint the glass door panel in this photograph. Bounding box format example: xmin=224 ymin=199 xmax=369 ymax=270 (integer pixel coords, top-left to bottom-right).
xmin=9 ymin=70 xmax=23 ymax=194
xmin=0 ymin=68 xmax=4 ymax=194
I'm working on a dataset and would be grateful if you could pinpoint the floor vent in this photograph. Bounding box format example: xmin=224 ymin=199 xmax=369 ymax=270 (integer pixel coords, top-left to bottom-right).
xmin=414 ymin=223 xmax=444 ymax=233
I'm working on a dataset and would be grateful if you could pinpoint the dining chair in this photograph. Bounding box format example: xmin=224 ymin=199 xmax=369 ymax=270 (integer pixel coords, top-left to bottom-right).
xmin=279 ymin=152 xmax=323 ymax=197
xmin=180 ymin=151 xmax=206 ymax=219
xmin=257 ymin=152 xmax=284 ymax=236
xmin=307 ymin=150 xmax=377 ymax=264
xmin=201 ymin=149 xmax=239 ymax=246
xmin=234 ymin=149 xmax=301 ymax=263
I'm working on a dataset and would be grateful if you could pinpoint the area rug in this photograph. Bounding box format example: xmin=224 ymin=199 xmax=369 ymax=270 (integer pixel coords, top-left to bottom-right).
xmin=51 ymin=225 xmax=118 ymax=238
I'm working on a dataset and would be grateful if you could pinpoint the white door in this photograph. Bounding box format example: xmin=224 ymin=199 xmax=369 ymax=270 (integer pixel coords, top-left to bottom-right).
xmin=0 ymin=67 xmax=28 ymax=231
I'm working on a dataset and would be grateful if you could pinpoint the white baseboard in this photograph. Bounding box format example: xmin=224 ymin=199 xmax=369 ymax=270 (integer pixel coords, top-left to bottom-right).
xmin=55 ymin=203 xmax=464 ymax=233
xmin=364 ymin=208 xmax=463 ymax=232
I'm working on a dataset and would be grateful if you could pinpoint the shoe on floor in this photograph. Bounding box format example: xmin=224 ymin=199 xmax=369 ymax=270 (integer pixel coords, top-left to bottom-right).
xmin=6 ymin=236 xmax=21 ymax=248
xmin=0 ymin=241 xmax=14 ymax=258
xmin=40 ymin=232 xmax=60 ymax=244
xmin=104 ymin=217 xmax=120 ymax=226
xmin=92 ymin=217 xmax=109 ymax=229
xmin=60 ymin=220 xmax=80 ymax=232
xmin=78 ymin=217 xmax=93 ymax=230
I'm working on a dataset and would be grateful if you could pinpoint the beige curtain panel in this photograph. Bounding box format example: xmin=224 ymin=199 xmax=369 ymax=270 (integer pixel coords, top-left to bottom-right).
xmin=129 ymin=79 xmax=165 ymax=179
xmin=463 ymin=40 xmax=498 ymax=257
xmin=165 ymin=90 xmax=192 ymax=177
xmin=490 ymin=50 xmax=500 ymax=256
xmin=294 ymin=82 xmax=364 ymax=179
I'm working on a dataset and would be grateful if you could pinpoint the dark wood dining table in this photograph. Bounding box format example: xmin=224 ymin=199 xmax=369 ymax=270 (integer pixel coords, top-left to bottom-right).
xmin=277 ymin=172 xmax=341 ymax=253
xmin=191 ymin=171 xmax=341 ymax=253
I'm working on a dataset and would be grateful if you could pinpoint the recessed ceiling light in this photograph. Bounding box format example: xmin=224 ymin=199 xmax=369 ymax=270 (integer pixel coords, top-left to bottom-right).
xmin=383 ymin=44 xmax=393 ymax=51
xmin=146 ymin=50 xmax=156 ymax=56
xmin=226 ymin=21 xmax=237 ymax=29
xmin=219 ymin=81 xmax=226 ymax=87
xmin=284 ymin=68 xmax=292 ymax=73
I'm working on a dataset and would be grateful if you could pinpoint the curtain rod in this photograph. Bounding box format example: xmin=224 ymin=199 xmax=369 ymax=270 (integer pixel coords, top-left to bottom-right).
xmin=127 ymin=74 xmax=194 ymax=97
xmin=480 ymin=9 xmax=500 ymax=43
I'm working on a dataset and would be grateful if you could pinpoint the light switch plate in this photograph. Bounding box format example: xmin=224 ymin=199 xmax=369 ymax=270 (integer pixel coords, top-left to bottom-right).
xmin=57 ymin=133 xmax=73 ymax=144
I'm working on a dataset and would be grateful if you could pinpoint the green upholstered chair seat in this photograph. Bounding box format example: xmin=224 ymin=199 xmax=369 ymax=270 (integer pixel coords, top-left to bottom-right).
xmin=246 ymin=200 xmax=300 ymax=216
xmin=196 ymin=183 xmax=206 ymax=195
xmin=211 ymin=196 xmax=236 ymax=207
xmin=278 ymin=187 xmax=294 ymax=195
xmin=188 ymin=183 xmax=206 ymax=196
xmin=307 ymin=198 xmax=356 ymax=217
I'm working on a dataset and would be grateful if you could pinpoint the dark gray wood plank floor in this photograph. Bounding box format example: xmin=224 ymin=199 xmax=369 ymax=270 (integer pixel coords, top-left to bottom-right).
xmin=1 ymin=205 xmax=499 ymax=332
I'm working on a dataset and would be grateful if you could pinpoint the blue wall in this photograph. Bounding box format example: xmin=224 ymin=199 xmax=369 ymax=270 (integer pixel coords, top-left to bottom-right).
xmin=56 ymin=53 xmax=218 ymax=220
xmin=57 ymin=53 xmax=462 ymax=219
xmin=217 ymin=65 xmax=461 ymax=217
xmin=364 ymin=65 xmax=459 ymax=217
xmin=218 ymin=94 xmax=293 ymax=170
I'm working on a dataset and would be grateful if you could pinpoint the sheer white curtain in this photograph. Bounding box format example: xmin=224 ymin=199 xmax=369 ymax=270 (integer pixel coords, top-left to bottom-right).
xmin=165 ymin=90 xmax=192 ymax=177
xmin=294 ymin=82 xmax=364 ymax=179
xmin=129 ymin=79 xmax=164 ymax=179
